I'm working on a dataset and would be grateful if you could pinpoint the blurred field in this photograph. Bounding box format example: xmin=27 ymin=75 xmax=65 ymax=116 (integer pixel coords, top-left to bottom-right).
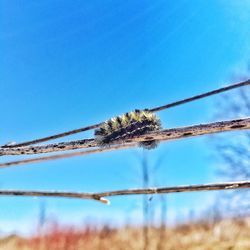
xmin=1 ymin=218 xmax=250 ymax=250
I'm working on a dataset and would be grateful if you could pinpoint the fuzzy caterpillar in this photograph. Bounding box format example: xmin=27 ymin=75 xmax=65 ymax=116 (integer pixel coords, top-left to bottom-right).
xmin=94 ymin=109 xmax=162 ymax=150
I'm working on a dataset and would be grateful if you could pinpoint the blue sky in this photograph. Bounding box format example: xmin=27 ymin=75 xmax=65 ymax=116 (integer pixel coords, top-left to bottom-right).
xmin=1 ymin=0 xmax=250 ymax=235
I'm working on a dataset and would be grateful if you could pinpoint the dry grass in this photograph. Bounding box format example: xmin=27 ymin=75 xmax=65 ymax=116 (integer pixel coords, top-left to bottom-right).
xmin=1 ymin=218 xmax=250 ymax=250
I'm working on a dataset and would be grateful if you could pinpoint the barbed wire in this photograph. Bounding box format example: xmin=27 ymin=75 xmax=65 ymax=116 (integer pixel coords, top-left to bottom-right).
xmin=0 ymin=180 xmax=249 ymax=205
xmin=0 ymin=117 xmax=249 ymax=168
xmin=3 ymin=79 xmax=250 ymax=148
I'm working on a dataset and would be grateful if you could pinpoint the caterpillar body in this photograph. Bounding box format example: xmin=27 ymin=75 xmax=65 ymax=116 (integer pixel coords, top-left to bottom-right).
xmin=94 ymin=109 xmax=162 ymax=149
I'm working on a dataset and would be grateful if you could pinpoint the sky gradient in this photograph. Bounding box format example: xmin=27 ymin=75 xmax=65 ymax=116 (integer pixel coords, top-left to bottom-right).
xmin=1 ymin=0 xmax=250 ymax=235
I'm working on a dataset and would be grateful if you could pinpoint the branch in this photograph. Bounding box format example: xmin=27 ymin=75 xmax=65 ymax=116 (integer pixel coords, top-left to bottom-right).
xmin=0 ymin=181 xmax=249 ymax=205
xmin=1 ymin=117 xmax=250 ymax=156
xmin=3 ymin=79 xmax=250 ymax=148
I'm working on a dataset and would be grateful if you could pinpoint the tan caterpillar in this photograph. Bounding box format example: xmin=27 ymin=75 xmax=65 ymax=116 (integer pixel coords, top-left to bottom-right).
xmin=94 ymin=109 xmax=162 ymax=149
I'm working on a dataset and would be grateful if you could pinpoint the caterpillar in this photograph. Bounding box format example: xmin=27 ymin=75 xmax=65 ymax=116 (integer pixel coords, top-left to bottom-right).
xmin=94 ymin=109 xmax=162 ymax=149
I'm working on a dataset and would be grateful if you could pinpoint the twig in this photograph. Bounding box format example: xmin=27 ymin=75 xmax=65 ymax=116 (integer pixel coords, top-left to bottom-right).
xmin=4 ymin=79 xmax=250 ymax=148
xmin=0 ymin=181 xmax=249 ymax=204
xmin=1 ymin=117 xmax=250 ymax=156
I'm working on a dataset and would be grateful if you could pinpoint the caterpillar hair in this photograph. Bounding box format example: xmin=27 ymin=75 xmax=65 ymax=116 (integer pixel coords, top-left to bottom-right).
xmin=94 ymin=109 xmax=162 ymax=150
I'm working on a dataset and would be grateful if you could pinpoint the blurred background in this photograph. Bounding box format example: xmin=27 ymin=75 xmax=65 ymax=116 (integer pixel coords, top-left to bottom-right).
xmin=1 ymin=0 xmax=250 ymax=249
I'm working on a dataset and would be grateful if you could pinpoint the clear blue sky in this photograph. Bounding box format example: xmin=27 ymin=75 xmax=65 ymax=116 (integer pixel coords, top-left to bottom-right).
xmin=1 ymin=0 xmax=250 ymax=235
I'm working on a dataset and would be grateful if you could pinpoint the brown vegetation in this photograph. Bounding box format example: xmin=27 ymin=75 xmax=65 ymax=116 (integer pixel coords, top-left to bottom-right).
xmin=1 ymin=218 xmax=250 ymax=250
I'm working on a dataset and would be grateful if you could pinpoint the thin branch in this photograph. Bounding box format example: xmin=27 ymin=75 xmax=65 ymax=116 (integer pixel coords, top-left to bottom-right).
xmin=4 ymin=79 xmax=250 ymax=148
xmin=1 ymin=117 xmax=250 ymax=156
xmin=0 ymin=181 xmax=249 ymax=205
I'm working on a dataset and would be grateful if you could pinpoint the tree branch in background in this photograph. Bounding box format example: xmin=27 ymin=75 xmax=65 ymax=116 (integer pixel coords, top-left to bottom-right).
xmin=213 ymin=81 xmax=250 ymax=216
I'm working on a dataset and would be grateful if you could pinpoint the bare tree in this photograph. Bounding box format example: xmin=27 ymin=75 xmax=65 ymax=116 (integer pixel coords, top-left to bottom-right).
xmin=138 ymin=151 xmax=168 ymax=250
xmin=150 ymin=155 xmax=168 ymax=250
xmin=140 ymin=150 xmax=151 ymax=250
xmin=130 ymin=150 xmax=152 ymax=250
xmin=156 ymin=195 xmax=167 ymax=250
xmin=213 ymin=70 xmax=250 ymax=217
